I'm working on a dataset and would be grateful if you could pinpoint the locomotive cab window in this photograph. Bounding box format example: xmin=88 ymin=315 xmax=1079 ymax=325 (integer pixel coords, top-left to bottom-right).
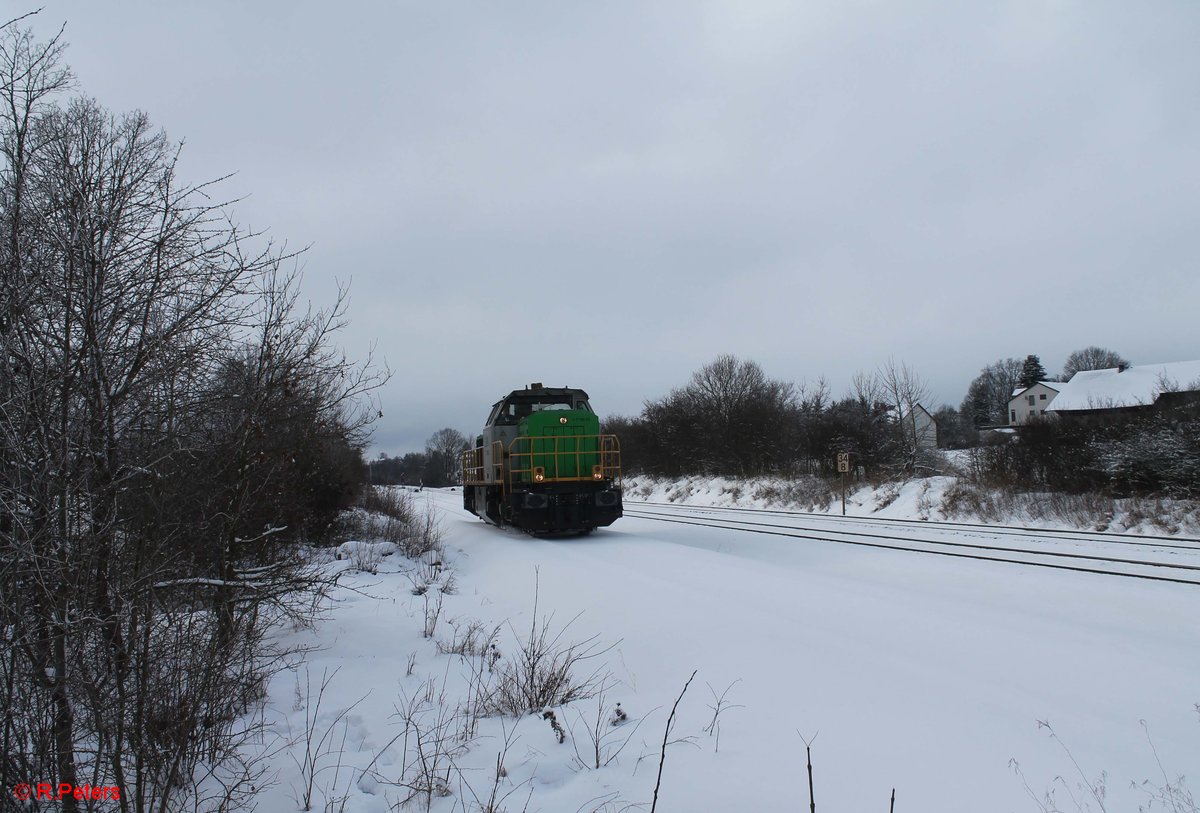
xmin=490 ymin=395 xmax=594 ymax=425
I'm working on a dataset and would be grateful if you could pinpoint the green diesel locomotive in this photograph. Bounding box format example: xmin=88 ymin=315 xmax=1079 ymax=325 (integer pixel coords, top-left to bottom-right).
xmin=461 ymin=384 xmax=622 ymax=532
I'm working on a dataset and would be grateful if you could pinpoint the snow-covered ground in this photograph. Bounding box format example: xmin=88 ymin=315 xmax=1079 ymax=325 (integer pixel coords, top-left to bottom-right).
xmin=250 ymin=487 xmax=1200 ymax=813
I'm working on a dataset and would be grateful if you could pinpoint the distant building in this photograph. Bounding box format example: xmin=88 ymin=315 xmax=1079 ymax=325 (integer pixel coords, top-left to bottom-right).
xmin=1045 ymin=360 xmax=1200 ymax=419
xmin=901 ymin=403 xmax=939 ymax=451
xmin=1008 ymin=381 xmax=1064 ymax=425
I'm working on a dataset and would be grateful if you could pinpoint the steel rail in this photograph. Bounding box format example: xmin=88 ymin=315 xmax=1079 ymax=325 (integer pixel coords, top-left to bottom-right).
xmin=627 ymin=506 xmax=1200 ymax=571
xmin=623 ymin=509 xmax=1200 ymax=587
xmin=627 ymin=499 xmax=1200 ymax=550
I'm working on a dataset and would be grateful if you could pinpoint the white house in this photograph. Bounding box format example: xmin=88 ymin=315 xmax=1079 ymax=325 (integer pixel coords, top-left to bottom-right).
xmin=1008 ymin=381 xmax=1064 ymax=425
xmin=1045 ymin=359 xmax=1200 ymax=417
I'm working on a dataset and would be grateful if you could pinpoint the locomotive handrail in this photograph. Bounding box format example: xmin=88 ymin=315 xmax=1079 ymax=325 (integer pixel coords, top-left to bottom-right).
xmin=461 ymin=440 xmax=505 ymax=486
xmin=461 ymin=448 xmax=481 ymax=485
xmin=506 ymin=434 xmax=621 ymax=489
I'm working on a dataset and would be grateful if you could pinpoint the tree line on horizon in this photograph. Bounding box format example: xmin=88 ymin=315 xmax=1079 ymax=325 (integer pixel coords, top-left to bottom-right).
xmin=608 ymin=354 xmax=940 ymax=479
xmin=374 ymin=355 xmax=946 ymax=485
xmin=368 ymin=427 xmax=469 ymax=488
xmin=377 ymin=346 xmax=1148 ymax=489
xmin=600 ymin=346 xmax=1194 ymax=498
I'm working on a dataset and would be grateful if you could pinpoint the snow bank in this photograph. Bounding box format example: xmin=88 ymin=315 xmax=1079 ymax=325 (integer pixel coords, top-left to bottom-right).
xmin=624 ymin=473 xmax=1200 ymax=536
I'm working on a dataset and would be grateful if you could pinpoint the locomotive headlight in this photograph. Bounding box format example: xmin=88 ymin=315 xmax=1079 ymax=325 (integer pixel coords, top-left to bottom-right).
xmin=592 ymin=465 xmax=603 ymax=480
xmin=559 ymin=416 xmax=568 ymax=424
xmin=533 ymin=466 xmax=546 ymax=482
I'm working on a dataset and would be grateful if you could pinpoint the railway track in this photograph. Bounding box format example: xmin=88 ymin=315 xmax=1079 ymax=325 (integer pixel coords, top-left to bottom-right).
xmin=623 ymin=501 xmax=1200 ymax=586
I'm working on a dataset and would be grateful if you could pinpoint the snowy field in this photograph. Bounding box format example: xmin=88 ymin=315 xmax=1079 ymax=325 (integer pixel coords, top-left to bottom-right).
xmin=250 ymin=487 xmax=1200 ymax=813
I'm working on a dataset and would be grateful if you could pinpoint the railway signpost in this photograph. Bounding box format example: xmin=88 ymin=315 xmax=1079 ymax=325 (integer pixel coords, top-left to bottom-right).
xmin=837 ymin=452 xmax=850 ymax=515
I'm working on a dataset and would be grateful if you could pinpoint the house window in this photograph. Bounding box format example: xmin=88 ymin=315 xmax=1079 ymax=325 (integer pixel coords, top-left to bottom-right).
xmin=1010 ymin=410 xmax=1016 ymax=422
xmin=1039 ymin=393 xmax=1047 ymax=400
xmin=1027 ymin=395 xmax=1035 ymax=406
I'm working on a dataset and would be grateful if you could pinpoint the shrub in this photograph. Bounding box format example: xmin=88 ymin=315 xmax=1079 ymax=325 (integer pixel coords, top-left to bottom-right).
xmin=484 ymin=579 xmax=614 ymax=716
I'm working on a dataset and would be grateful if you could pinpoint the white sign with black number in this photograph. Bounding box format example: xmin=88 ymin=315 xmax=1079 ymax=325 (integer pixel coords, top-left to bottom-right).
xmin=836 ymin=453 xmax=850 ymax=515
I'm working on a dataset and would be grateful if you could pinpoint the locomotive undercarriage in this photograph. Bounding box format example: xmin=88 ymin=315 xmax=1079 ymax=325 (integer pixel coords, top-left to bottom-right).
xmin=465 ymin=480 xmax=622 ymax=533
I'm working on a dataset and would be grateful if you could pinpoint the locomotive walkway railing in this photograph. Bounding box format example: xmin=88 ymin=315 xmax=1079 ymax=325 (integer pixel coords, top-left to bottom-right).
xmin=462 ymin=435 xmax=621 ymax=490
xmin=461 ymin=441 xmax=505 ymax=486
xmin=507 ymin=434 xmax=621 ymax=487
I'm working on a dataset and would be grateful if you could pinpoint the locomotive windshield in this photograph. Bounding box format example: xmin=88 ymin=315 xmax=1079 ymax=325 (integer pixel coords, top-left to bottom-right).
xmin=486 ymin=389 xmax=593 ymax=426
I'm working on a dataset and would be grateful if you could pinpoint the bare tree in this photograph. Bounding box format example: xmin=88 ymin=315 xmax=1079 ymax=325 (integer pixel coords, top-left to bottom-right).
xmin=961 ymin=358 xmax=1023 ymax=428
xmin=0 ymin=90 xmax=289 ymax=811
xmin=849 ymin=370 xmax=884 ymax=408
xmin=675 ymin=355 xmax=798 ymax=475
xmin=424 ymin=427 xmax=470 ymax=486
xmin=0 ymin=23 xmax=384 ymax=812
xmin=797 ymin=375 xmax=831 ymax=414
xmin=1062 ymin=346 xmax=1129 ymax=380
xmin=687 ymin=355 xmax=776 ymax=423
xmin=876 ymin=359 xmax=931 ymax=473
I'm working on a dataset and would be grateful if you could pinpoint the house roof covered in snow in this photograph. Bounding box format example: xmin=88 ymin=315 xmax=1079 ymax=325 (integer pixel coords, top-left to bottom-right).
xmin=1010 ymin=381 xmax=1065 ymax=398
xmin=1046 ymin=360 xmax=1200 ymax=412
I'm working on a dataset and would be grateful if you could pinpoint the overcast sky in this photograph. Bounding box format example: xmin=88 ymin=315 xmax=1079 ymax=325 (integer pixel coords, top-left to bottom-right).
xmin=25 ymin=1 xmax=1200 ymax=454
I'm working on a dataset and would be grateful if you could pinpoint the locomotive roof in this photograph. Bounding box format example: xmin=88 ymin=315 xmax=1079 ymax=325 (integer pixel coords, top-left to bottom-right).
xmin=484 ymin=384 xmax=594 ymax=427
xmin=491 ymin=384 xmax=590 ymax=407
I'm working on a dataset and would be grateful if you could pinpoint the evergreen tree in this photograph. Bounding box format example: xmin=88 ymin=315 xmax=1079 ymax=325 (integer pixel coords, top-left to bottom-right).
xmin=1018 ymin=354 xmax=1048 ymax=389
xmin=933 ymin=405 xmax=977 ymax=448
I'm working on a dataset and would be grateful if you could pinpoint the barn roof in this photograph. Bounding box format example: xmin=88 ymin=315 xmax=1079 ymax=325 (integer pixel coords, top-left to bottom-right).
xmin=1046 ymin=360 xmax=1200 ymax=412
